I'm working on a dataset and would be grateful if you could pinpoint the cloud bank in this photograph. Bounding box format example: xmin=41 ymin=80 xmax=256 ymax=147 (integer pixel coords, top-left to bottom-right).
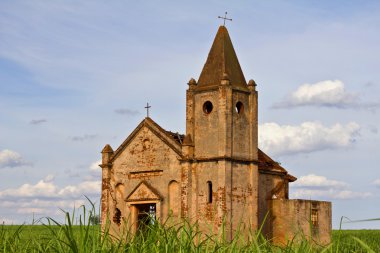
xmin=0 ymin=175 xmax=100 ymax=218
xmin=0 ymin=175 xmax=100 ymax=199
xmin=0 ymin=149 xmax=31 ymax=168
xmin=259 ymin=121 xmax=360 ymax=156
xmin=291 ymin=174 xmax=372 ymax=200
xmin=273 ymin=80 xmax=379 ymax=110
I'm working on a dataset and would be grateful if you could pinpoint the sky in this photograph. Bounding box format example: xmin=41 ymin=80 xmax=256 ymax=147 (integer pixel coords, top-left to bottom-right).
xmin=0 ymin=1 xmax=379 ymax=229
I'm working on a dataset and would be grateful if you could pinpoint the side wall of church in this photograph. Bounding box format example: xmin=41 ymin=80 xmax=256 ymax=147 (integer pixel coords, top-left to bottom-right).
xmin=269 ymin=199 xmax=332 ymax=245
xmin=258 ymin=173 xmax=288 ymax=238
xmin=109 ymin=126 xmax=182 ymax=230
xmin=231 ymin=162 xmax=259 ymax=232
xmin=187 ymin=161 xmax=224 ymax=233
xmin=185 ymin=161 xmax=259 ymax=238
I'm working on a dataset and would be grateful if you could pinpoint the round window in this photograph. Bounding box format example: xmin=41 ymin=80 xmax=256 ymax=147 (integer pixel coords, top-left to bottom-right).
xmin=203 ymin=101 xmax=213 ymax=114
xmin=235 ymin=101 xmax=244 ymax=114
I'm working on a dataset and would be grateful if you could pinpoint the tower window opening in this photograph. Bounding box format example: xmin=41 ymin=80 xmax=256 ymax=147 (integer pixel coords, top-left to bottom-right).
xmin=203 ymin=101 xmax=213 ymax=114
xmin=235 ymin=101 xmax=244 ymax=114
xmin=207 ymin=181 xmax=213 ymax=203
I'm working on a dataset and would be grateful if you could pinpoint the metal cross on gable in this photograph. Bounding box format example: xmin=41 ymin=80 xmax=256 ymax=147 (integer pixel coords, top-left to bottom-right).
xmin=218 ymin=12 xmax=232 ymax=26
xmin=145 ymin=102 xmax=151 ymax=117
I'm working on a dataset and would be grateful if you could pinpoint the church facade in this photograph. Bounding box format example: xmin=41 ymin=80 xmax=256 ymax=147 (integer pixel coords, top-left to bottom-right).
xmin=100 ymin=26 xmax=332 ymax=245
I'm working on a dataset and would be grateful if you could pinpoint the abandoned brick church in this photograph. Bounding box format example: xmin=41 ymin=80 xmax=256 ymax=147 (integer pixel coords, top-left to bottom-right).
xmin=100 ymin=26 xmax=332 ymax=245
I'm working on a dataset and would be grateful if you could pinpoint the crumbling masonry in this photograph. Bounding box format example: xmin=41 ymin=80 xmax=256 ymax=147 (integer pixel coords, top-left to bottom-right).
xmin=100 ymin=26 xmax=332 ymax=245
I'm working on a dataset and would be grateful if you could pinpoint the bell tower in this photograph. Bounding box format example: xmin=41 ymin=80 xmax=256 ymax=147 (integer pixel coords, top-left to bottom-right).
xmin=182 ymin=26 xmax=259 ymax=238
xmin=185 ymin=26 xmax=258 ymax=160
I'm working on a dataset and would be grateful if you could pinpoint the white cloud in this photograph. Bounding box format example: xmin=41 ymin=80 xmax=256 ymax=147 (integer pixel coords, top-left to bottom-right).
xmin=0 ymin=149 xmax=31 ymax=168
xmin=292 ymin=174 xmax=348 ymax=189
xmin=291 ymin=189 xmax=372 ymax=200
xmin=90 ymin=160 xmax=102 ymax=171
xmin=0 ymin=178 xmax=57 ymax=198
xmin=1 ymin=198 xmax=88 ymax=218
xmin=0 ymin=176 xmax=100 ymax=223
xmin=0 ymin=177 xmax=100 ymax=199
xmin=259 ymin=121 xmax=360 ymax=156
xmin=291 ymin=174 xmax=372 ymax=200
xmin=58 ymin=180 xmax=101 ymax=197
xmin=273 ymin=80 xmax=379 ymax=110
xmin=372 ymin=179 xmax=380 ymax=187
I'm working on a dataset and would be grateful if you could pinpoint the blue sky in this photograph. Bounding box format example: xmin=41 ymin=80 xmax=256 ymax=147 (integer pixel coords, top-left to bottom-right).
xmin=0 ymin=1 xmax=379 ymax=229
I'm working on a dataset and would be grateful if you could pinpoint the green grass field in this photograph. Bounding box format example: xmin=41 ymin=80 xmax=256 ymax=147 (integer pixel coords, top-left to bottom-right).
xmin=2 ymin=225 xmax=380 ymax=252
xmin=1 ymin=204 xmax=379 ymax=252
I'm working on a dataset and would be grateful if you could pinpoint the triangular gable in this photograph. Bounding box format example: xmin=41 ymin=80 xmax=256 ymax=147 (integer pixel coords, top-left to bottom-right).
xmin=125 ymin=181 xmax=162 ymax=202
xmin=110 ymin=117 xmax=183 ymax=162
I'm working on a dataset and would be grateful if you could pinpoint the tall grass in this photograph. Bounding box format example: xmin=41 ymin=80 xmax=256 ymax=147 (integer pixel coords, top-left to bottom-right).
xmin=0 ymin=200 xmax=379 ymax=252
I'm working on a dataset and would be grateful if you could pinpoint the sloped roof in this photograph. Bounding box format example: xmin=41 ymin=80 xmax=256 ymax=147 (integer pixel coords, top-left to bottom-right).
xmin=197 ymin=26 xmax=248 ymax=90
xmin=166 ymin=131 xmax=185 ymax=145
xmin=258 ymin=149 xmax=297 ymax=182
xmin=108 ymin=117 xmax=296 ymax=182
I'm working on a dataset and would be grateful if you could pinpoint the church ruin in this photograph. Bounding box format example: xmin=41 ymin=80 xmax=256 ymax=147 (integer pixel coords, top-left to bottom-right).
xmin=100 ymin=25 xmax=332 ymax=245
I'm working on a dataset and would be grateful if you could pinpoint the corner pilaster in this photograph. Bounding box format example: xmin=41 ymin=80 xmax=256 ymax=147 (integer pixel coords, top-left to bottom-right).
xmin=248 ymin=79 xmax=258 ymax=160
xmin=101 ymin=144 xmax=114 ymax=226
xmin=218 ymin=73 xmax=233 ymax=157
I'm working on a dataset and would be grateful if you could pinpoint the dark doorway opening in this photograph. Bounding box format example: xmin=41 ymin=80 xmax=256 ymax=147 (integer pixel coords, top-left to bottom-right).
xmin=136 ymin=203 xmax=156 ymax=232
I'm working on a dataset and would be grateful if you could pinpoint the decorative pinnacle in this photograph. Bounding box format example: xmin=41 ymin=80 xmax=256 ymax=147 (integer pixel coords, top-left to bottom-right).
xmin=248 ymin=79 xmax=257 ymax=91
xmin=248 ymin=79 xmax=257 ymax=86
xmin=188 ymin=78 xmax=197 ymax=86
xmin=102 ymin=144 xmax=114 ymax=153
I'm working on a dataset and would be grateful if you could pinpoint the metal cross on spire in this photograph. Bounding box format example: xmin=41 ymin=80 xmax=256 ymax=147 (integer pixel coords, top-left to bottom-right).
xmin=145 ymin=102 xmax=151 ymax=117
xmin=218 ymin=12 xmax=232 ymax=26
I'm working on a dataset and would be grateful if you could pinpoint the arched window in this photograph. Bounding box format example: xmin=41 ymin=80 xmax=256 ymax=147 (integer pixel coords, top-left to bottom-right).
xmin=207 ymin=181 xmax=213 ymax=203
xmin=115 ymin=183 xmax=125 ymax=204
xmin=235 ymin=101 xmax=244 ymax=114
xmin=114 ymin=184 xmax=124 ymax=226
xmin=168 ymin=180 xmax=180 ymax=217
xmin=113 ymin=208 xmax=121 ymax=225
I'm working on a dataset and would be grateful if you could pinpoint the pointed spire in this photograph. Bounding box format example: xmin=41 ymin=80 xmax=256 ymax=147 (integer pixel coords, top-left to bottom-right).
xmin=197 ymin=26 xmax=247 ymax=90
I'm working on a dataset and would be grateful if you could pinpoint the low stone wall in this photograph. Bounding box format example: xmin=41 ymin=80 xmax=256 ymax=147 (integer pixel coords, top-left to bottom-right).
xmin=269 ymin=199 xmax=332 ymax=245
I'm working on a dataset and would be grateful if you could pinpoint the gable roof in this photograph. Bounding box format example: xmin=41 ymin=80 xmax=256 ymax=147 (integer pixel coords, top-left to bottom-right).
xmin=197 ymin=26 xmax=248 ymax=91
xmin=110 ymin=117 xmax=183 ymax=162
